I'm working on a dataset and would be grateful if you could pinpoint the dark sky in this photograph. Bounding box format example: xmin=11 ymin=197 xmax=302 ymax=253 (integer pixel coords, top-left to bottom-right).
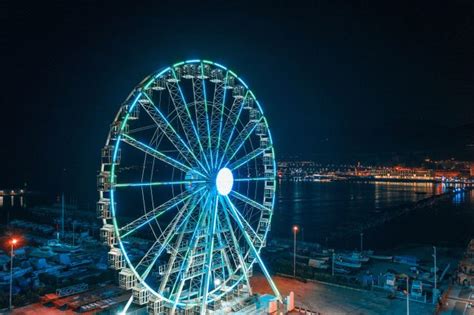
xmin=1 ymin=1 xmax=473 ymax=201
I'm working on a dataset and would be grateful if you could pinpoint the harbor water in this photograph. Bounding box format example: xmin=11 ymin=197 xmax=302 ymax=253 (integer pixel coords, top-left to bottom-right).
xmin=2 ymin=181 xmax=473 ymax=251
xmin=271 ymin=181 xmax=474 ymax=250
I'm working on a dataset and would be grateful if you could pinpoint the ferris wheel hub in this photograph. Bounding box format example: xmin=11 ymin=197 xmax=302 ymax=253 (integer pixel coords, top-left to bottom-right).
xmin=215 ymin=167 xmax=233 ymax=196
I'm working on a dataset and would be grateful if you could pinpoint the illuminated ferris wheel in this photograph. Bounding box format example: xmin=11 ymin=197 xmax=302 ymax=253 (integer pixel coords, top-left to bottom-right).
xmin=97 ymin=59 xmax=281 ymax=314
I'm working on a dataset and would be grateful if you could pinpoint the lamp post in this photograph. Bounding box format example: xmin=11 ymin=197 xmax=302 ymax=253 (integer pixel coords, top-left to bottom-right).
xmin=433 ymin=246 xmax=437 ymax=303
xmin=406 ymin=276 xmax=410 ymax=315
xmin=10 ymin=238 xmax=17 ymax=310
xmin=292 ymin=225 xmax=299 ymax=278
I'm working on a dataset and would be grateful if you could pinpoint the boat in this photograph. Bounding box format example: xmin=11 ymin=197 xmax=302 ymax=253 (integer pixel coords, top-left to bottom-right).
xmin=308 ymin=258 xmax=329 ymax=269
xmin=393 ymin=255 xmax=418 ymax=266
xmin=368 ymin=254 xmax=393 ymax=261
xmin=338 ymin=252 xmax=370 ymax=263
xmin=334 ymin=259 xmax=361 ymax=269
xmin=30 ymin=246 xmax=56 ymax=258
xmin=334 ymin=267 xmax=351 ymax=274
xmin=311 ymin=249 xmax=334 ymax=258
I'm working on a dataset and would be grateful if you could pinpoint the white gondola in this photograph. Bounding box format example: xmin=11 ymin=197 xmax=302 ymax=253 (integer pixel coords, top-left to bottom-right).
xmin=166 ymin=68 xmax=181 ymax=82
xmin=182 ymin=64 xmax=196 ymax=79
xmin=148 ymin=295 xmax=165 ymax=315
xmin=210 ymin=69 xmax=223 ymax=83
xmin=100 ymin=224 xmax=116 ymax=246
xmin=151 ymin=78 xmax=166 ymax=91
xmin=101 ymin=145 xmax=120 ymax=165
xmin=122 ymin=103 xmax=140 ymax=120
xmin=255 ymin=123 xmax=266 ymax=136
xmin=108 ymin=248 xmax=125 ymax=270
xmin=110 ymin=120 xmax=129 ymax=140
xmin=97 ymin=171 xmax=114 ymax=192
xmin=243 ymin=97 xmax=254 ymax=110
xmin=97 ymin=198 xmax=112 ymax=219
xmin=249 ymin=108 xmax=261 ymax=123
xmin=224 ymin=75 xmax=235 ymax=89
xmin=232 ymin=85 xmax=244 ymax=99
xmin=197 ymin=64 xmax=210 ymax=79
xmin=119 ymin=268 xmax=137 ymax=290
xmin=133 ymin=283 xmax=150 ymax=305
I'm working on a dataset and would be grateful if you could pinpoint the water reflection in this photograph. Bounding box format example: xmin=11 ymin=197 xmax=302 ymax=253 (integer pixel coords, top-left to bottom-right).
xmin=272 ymin=181 xmax=451 ymax=244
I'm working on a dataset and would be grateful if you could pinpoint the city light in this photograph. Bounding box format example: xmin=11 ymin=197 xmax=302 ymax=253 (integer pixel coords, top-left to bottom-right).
xmin=11 ymin=238 xmax=18 ymax=245
xmin=293 ymin=225 xmax=299 ymax=233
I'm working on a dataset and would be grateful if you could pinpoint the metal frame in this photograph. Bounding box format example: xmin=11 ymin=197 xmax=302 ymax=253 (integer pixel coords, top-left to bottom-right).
xmin=98 ymin=60 xmax=279 ymax=314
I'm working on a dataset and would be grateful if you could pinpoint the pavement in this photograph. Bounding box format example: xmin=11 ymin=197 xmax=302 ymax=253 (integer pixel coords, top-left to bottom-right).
xmin=250 ymin=273 xmax=435 ymax=315
xmin=440 ymin=285 xmax=474 ymax=315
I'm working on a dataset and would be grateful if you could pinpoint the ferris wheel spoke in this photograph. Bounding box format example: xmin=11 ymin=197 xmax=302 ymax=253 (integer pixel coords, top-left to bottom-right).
xmin=137 ymin=192 xmax=205 ymax=281
xmin=230 ymin=190 xmax=272 ymax=214
xmin=166 ymin=69 xmax=212 ymax=171
xmin=194 ymin=63 xmax=213 ymax=169
xmin=211 ymin=71 xmax=229 ymax=168
xmin=222 ymin=196 xmax=263 ymax=246
xmin=219 ymin=116 xmax=263 ymax=169
xmin=138 ymin=92 xmax=209 ymax=176
xmin=213 ymin=214 xmax=235 ymax=288
xmin=227 ymin=146 xmax=270 ymax=171
xmin=114 ymin=180 xmax=206 ymax=188
xmin=200 ymin=195 xmax=219 ymax=313
xmin=136 ymin=196 xmax=193 ymax=278
xmin=119 ymin=186 xmax=206 ymax=238
xmin=234 ymin=176 xmax=274 ymax=182
xmin=121 ymin=133 xmax=206 ymax=178
xmin=157 ymin=198 xmax=196 ymax=293
xmin=219 ymin=198 xmax=253 ymax=294
xmin=169 ymin=194 xmax=210 ymax=314
xmin=223 ymin=195 xmax=282 ymax=303
xmin=217 ymin=92 xmax=250 ymax=169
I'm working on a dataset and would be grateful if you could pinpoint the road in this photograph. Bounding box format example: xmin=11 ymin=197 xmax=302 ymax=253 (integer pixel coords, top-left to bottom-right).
xmin=441 ymin=285 xmax=474 ymax=315
xmin=250 ymin=273 xmax=434 ymax=314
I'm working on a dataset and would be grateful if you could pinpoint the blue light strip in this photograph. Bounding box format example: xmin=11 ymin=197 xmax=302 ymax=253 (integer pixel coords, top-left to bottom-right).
xmin=222 ymin=117 xmax=263 ymax=168
xmin=141 ymin=92 xmax=209 ymax=176
xmin=213 ymin=71 xmax=229 ymax=168
xmin=201 ymin=195 xmax=219 ymax=312
xmin=140 ymin=193 xmax=206 ymax=281
xmin=223 ymin=196 xmax=282 ymax=302
xmin=200 ymin=62 xmax=214 ymax=170
xmin=230 ymin=190 xmax=272 ymax=213
xmin=234 ymin=176 xmax=274 ymax=182
xmin=114 ymin=180 xmax=206 ymax=188
xmin=219 ymin=198 xmax=253 ymax=294
xmin=170 ymin=193 xmax=210 ymax=311
xmin=121 ymin=133 xmax=206 ymax=179
xmin=171 ymin=68 xmax=212 ymax=171
xmin=217 ymin=92 xmax=250 ymax=168
xmin=121 ymin=186 xmax=205 ymax=239
xmin=227 ymin=147 xmax=268 ymax=171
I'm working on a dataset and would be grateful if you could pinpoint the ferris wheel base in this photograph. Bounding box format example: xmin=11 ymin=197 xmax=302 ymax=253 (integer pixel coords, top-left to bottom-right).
xmin=124 ymin=290 xmax=294 ymax=314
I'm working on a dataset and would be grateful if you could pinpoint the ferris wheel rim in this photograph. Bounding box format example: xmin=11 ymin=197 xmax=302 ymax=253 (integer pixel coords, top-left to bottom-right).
xmin=101 ymin=59 xmax=279 ymax=308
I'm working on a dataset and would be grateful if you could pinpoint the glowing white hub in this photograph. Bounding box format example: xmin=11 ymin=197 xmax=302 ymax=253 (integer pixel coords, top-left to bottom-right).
xmin=216 ymin=168 xmax=233 ymax=196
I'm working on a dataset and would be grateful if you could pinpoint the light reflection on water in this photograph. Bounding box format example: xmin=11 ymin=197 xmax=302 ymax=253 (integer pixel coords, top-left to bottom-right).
xmin=271 ymin=181 xmax=469 ymax=249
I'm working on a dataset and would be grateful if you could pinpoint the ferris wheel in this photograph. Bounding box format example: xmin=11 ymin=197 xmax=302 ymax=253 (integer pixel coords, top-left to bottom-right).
xmin=97 ymin=59 xmax=281 ymax=314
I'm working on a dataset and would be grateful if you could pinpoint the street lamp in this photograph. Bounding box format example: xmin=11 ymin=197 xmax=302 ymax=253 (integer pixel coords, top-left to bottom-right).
xmin=10 ymin=238 xmax=18 ymax=310
xmin=292 ymin=225 xmax=299 ymax=278
xmin=406 ymin=276 xmax=410 ymax=315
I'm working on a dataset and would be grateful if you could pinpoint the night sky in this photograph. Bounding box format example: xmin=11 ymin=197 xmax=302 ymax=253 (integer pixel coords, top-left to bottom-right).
xmin=1 ymin=1 xmax=473 ymax=202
